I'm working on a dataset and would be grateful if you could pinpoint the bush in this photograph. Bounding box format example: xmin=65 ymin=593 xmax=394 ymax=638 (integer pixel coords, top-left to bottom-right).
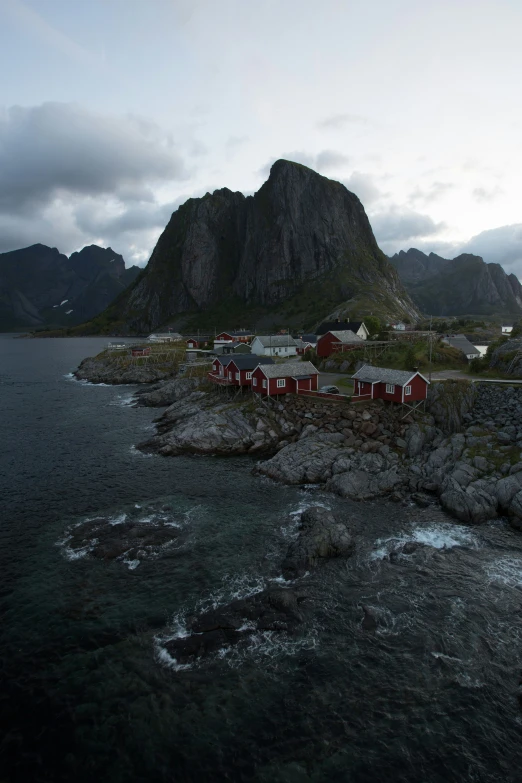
xmin=469 ymin=356 xmax=486 ymax=373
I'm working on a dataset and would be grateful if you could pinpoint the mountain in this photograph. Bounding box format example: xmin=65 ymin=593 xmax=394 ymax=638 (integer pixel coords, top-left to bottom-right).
xmin=389 ymin=248 xmax=522 ymax=316
xmin=0 ymin=244 xmax=141 ymax=330
xmin=81 ymin=160 xmax=418 ymax=334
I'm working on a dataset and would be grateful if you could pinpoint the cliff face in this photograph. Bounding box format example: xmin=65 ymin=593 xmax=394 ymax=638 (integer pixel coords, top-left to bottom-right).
xmin=0 ymin=244 xmax=140 ymax=329
xmin=390 ymin=248 xmax=522 ymax=316
xmin=107 ymin=160 xmax=417 ymax=332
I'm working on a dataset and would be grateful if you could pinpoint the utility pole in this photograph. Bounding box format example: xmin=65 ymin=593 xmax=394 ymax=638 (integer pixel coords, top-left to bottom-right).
xmin=428 ymin=314 xmax=433 ymax=383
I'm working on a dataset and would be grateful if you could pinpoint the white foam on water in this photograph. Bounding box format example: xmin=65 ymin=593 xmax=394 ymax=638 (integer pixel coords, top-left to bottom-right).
xmin=370 ymin=522 xmax=478 ymax=561
xmin=222 ymin=627 xmax=319 ymax=669
xmin=122 ymin=558 xmax=140 ymax=570
xmin=110 ymin=394 xmax=135 ymax=407
xmin=485 ymin=556 xmax=522 ymax=588
xmin=155 ymin=644 xmax=193 ymax=672
xmin=431 ymin=651 xmax=463 ymax=663
xmin=108 ymin=512 xmax=127 ymax=526
xmin=129 ymin=445 xmax=155 ymax=458
xmin=59 ymin=536 xmax=98 ymax=561
xmin=196 ymin=573 xmax=267 ymax=613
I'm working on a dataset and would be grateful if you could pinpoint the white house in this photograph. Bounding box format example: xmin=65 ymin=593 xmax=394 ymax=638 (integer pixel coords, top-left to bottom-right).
xmin=148 ymin=332 xmax=183 ymax=343
xmin=502 ymin=325 xmax=513 ymax=335
xmin=250 ymin=335 xmax=298 ymax=357
xmin=392 ymin=322 xmax=406 ymax=331
xmin=443 ymin=334 xmax=481 ymax=360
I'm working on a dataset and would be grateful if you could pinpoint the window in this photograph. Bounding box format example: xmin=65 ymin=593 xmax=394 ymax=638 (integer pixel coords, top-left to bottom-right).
xmin=404 ymin=385 xmax=411 ymax=396
xmin=277 ymin=379 xmax=286 ymax=388
xmin=262 ymin=379 xmax=267 ymax=388
xmin=252 ymin=377 xmax=257 ymax=386
xmin=236 ymin=372 xmax=240 ymax=380
xmin=385 ymin=383 xmax=395 ymax=394
xmin=219 ymin=365 xmax=223 ymax=375
xmin=246 ymin=372 xmax=252 ymax=380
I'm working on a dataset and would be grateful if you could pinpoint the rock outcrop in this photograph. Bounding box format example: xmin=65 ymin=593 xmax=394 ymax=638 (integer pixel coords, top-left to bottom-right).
xmin=164 ymin=504 xmax=355 ymax=665
xmin=86 ymin=159 xmax=418 ymax=333
xmin=281 ymin=507 xmax=354 ymax=579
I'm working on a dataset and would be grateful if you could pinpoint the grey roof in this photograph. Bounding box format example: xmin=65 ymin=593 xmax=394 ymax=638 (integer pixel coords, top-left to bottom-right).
xmin=352 ymin=364 xmax=428 ymax=386
xmin=324 ymin=330 xmax=363 ymax=343
xmin=214 ymin=355 xmax=273 ymax=369
xmin=253 ymin=335 xmax=298 ymax=347
xmin=445 ymin=335 xmax=480 ymax=355
xmin=317 ymin=320 xmax=365 ymax=335
xmin=257 ymin=361 xmax=318 ymax=378
xmin=301 ymin=334 xmax=317 ymax=343
xmin=294 ymin=338 xmax=314 ymax=350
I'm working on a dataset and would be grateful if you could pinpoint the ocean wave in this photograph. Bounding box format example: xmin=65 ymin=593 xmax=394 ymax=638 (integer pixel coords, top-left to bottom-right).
xmin=370 ymin=521 xmax=478 ymax=561
xmin=485 ymin=556 xmax=522 ymax=588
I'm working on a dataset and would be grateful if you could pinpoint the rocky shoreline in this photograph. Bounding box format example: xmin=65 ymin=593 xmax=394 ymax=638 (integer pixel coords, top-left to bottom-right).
xmin=131 ymin=375 xmax=522 ymax=530
xmin=73 ymin=345 xmax=522 ymax=530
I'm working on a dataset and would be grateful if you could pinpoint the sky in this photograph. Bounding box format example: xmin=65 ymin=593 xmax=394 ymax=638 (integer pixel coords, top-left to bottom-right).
xmin=1 ymin=0 xmax=521 ymax=275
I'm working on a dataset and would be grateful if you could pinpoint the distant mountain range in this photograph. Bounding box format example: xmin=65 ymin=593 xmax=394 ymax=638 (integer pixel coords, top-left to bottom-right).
xmin=389 ymin=248 xmax=522 ymax=316
xmin=77 ymin=159 xmax=418 ymax=335
xmin=0 ymin=244 xmax=141 ymax=330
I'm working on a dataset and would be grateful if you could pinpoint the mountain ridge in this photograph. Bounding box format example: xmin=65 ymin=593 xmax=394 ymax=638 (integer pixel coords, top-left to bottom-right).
xmin=80 ymin=159 xmax=418 ymax=334
xmin=389 ymin=247 xmax=522 ymax=316
xmin=0 ymin=243 xmax=140 ymax=329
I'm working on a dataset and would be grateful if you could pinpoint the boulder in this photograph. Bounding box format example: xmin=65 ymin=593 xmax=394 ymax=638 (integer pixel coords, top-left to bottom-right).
xmin=281 ymin=507 xmax=354 ymax=579
xmin=439 ymin=478 xmax=497 ymax=523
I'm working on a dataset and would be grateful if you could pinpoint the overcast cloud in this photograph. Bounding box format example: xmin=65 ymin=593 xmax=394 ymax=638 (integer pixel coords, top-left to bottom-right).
xmin=0 ymin=0 xmax=520 ymax=272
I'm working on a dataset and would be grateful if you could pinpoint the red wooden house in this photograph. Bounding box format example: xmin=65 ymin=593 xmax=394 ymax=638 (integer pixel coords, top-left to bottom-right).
xmin=251 ymin=361 xmax=319 ymax=396
xmin=131 ymin=346 xmax=151 ymax=357
xmin=215 ymin=330 xmax=253 ymax=344
xmin=317 ymin=330 xmax=363 ymax=358
xmin=351 ymin=365 xmax=429 ymax=405
xmin=186 ymin=336 xmax=211 ymax=349
xmin=209 ymin=355 xmax=274 ymax=387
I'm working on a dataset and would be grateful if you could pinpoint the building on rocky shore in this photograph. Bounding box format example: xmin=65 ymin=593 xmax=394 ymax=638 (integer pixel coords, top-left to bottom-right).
xmin=209 ymin=355 xmax=274 ymax=387
xmin=352 ymin=365 xmax=429 ymax=405
xmin=250 ymin=335 xmax=298 ymax=357
xmin=251 ymin=361 xmax=319 ymax=396
xmin=316 ymin=329 xmax=364 ymax=357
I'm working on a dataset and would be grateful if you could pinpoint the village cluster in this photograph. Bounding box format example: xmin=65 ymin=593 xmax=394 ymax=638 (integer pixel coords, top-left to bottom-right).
xmin=108 ymin=318 xmax=512 ymax=406
xmin=127 ymin=319 xmax=432 ymax=406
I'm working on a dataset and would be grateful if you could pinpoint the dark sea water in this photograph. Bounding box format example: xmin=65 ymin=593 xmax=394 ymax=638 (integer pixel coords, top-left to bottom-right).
xmin=2 ymin=334 xmax=522 ymax=782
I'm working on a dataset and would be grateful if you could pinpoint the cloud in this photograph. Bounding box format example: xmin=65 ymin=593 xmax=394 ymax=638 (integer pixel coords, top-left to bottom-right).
xmin=315 ymin=150 xmax=350 ymax=171
xmin=258 ymin=149 xmax=350 ymax=179
xmin=0 ymin=102 xmax=195 ymax=264
xmin=0 ymin=102 xmax=188 ymax=212
xmin=342 ymin=172 xmax=382 ymax=204
xmin=409 ymin=181 xmax=455 ymax=205
xmin=317 ymin=113 xmax=369 ymax=130
xmin=458 ymin=224 xmax=522 ymax=271
xmin=472 ymin=186 xmax=503 ymax=203
xmin=371 ymin=208 xmax=446 ymax=243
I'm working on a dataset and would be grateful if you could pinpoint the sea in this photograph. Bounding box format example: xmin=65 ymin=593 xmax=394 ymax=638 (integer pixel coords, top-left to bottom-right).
xmin=1 ymin=333 xmax=522 ymax=782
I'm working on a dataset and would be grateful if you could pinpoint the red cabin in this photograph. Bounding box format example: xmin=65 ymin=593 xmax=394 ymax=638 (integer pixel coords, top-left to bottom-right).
xmin=131 ymin=346 xmax=151 ymax=357
xmin=351 ymin=365 xmax=429 ymax=403
xmin=317 ymin=330 xmax=363 ymax=358
xmin=251 ymin=361 xmax=319 ymax=396
xmin=215 ymin=330 xmax=253 ymax=344
xmin=208 ymin=355 xmax=274 ymax=386
xmin=186 ymin=336 xmax=210 ymax=349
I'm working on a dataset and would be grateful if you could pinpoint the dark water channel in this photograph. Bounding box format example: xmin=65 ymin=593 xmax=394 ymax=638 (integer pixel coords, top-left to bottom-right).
xmin=1 ymin=334 xmax=522 ymax=782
